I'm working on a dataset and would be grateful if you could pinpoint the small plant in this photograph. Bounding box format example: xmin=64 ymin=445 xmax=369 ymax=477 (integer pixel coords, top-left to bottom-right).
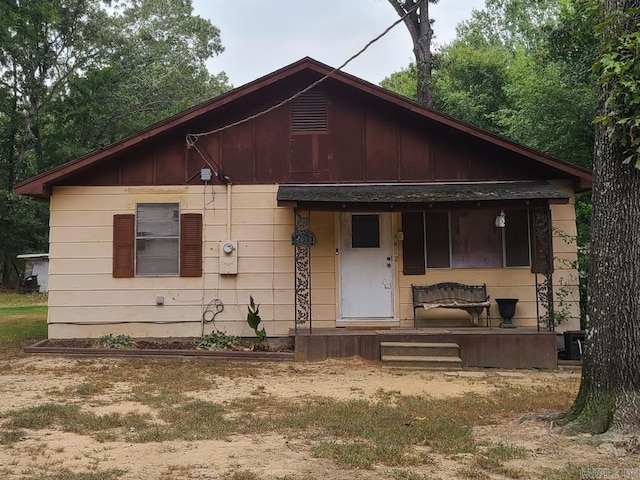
xmin=247 ymin=295 xmax=268 ymax=350
xmin=197 ymin=329 xmax=240 ymax=350
xmin=95 ymin=334 xmax=136 ymax=349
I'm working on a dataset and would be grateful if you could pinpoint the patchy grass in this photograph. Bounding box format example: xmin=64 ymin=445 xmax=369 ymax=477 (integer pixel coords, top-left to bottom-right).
xmin=0 ymin=328 xmax=588 ymax=478
xmin=0 ymin=291 xmax=47 ymax=353
xmin=3 ymin=385 xmax=574 ymax=470
xmin=222 ymin=470 xmax=262 ymax=480
xmin=21 ymin=470 xmax=125 ymax=480
xmin=2 ymin=403 xmax=152 ymax=436
xmin=466 ymin=441 xmax=528 ymax=478
xmin=0 ymin=292 xmax=48 ymax=307
xmin=0 ymin=428 xmax=26 ymax=445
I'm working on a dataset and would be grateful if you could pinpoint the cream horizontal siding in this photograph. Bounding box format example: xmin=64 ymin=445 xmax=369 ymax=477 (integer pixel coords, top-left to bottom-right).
xmin=48 ymin=184 xmax=297 ymax=339
xmin=49 ymin=305 xmax=203 ymax=323
xmin=49 ymin=289 xmax=205 ymax=306
xmin=47 ymin=180 xmax=582 ymax=338
xmin=309 ymin=212 xmax=337 ymax=324
xmin=49 ymin=242 xmax=112 ymax=259
xmin=49 ymin=322 xmax=205 ymax=339
xmin=48 ymin=274 xmax=203 ymax=291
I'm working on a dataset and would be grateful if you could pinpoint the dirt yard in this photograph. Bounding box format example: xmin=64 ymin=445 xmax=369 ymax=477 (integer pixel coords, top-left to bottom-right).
xmin=0 ymin=355 xmax=638 ymax=480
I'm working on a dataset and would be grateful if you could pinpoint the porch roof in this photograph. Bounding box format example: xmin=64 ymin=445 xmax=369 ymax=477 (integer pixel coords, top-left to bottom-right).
xmin=277 ymin=181 xmax=570 ymax=210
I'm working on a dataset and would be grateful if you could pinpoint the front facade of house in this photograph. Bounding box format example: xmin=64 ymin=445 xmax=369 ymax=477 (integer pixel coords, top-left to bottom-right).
xmin=15 ymin=58 xmax=591 ymax=340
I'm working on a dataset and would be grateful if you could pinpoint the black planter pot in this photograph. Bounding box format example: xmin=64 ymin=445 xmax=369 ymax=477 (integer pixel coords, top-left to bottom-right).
xmin=496 ymin=298 xmax=518 ymax=329
xmin=563 ymin=330 xmax=586 ymax=360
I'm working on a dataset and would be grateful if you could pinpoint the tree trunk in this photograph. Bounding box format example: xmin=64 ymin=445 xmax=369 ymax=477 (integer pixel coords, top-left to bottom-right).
xmin=562 ymin=0 xmax=640 ymax=434
xmin=388 ymin=0 xmax=434 ymax=107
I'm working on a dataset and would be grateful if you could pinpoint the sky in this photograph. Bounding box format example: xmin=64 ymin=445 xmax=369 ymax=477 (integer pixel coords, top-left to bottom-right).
xmin=192 ymin=1 xmax=486 ymax=88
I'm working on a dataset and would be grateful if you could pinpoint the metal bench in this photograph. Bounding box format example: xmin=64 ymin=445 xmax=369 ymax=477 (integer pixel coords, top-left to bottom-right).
xmin=412 ymin=282 xmax=491 ymax=327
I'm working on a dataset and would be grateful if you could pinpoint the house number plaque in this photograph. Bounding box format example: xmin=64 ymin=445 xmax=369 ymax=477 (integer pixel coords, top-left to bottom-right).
xmin=291 ymin=231 xmax=315 ymax=246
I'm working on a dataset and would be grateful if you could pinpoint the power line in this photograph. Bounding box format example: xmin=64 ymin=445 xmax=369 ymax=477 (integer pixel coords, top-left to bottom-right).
xmin=185 ymin=1 xmax=422 ymax=147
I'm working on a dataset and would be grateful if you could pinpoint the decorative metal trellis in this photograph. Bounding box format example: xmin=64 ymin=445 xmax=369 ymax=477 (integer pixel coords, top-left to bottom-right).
xmin=292 ymin=209 xmax=313 ymax=332
xmin=532 ymin=208 xmax=554 ymax=331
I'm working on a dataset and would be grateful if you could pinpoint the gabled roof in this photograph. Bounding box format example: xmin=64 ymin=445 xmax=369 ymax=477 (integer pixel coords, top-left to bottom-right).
xmin=14 ymin=57 xmax=592 ymax=198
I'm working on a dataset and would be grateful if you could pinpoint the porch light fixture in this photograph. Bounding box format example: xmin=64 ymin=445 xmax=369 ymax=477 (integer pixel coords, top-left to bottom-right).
xmin=495 ymin=210 xmax=506 ymax=228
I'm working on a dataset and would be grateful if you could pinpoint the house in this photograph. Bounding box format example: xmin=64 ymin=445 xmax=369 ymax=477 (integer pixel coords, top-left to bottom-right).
xmin=15 ymin=58 xmax=591 ymax=358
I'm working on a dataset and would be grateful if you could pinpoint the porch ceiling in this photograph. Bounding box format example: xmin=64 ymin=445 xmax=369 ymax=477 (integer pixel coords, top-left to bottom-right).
xmin=277 ymin=181 xmax=569 ymax=210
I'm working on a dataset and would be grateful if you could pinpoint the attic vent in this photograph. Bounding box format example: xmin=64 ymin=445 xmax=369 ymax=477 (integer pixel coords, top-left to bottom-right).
xmin=291 ymin=89 xmax=328 ymax=133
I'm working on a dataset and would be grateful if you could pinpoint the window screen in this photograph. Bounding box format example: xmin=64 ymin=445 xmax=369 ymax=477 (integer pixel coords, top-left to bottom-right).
xmin=504 ymin=210 xmax=530 ymax=266
xmin=426 ymin=212 xmax=451 ymax=268
xmin=352 ymin=214 xmax=380 ymax=248
xmin=451 ymin=210 xmax=504 ymax=269
xmin=136 ymin=203 xmax=180 ymax=275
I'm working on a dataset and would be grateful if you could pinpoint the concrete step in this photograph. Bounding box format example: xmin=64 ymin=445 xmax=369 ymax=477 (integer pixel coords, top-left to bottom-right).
xmin=380 ymin=341 xmax=460 ymax=357
xmin=381 ymin=354 xmax=463 ymax=369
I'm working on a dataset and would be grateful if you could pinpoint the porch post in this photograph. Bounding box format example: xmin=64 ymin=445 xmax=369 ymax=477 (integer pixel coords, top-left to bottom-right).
xmin=532 ymin=208 xmax=554 ymax=331
xmin=292 ymin=209 xmax=312 ymax=332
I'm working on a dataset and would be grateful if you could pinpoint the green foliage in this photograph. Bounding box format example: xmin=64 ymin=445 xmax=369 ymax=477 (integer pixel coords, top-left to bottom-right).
xmin=0 ymin=0 xmax=231 ymax=283
xmin=433 ymin=42 xmax=512 ymax=132
xmin=380 ymin=64 xmax=418 ymax=101
xmin=95 ymin=334 xmax=136 ymax=349
xmin=493 ymin=48 xmax=596 ymax=168
xmin=594 ymin=8 xmax=640 ymax=168
xmin=247 ymin=295 xmax=267 ymax=349
xmin=0 ymin=192 xmax=49 ymax=286
xmin=383 ymin=0 xmax=597 ymax=171
xmin=455 ymin=0 xmax=561 ymax=51
xmin=197 ymin=329 xmax=240 ymax=351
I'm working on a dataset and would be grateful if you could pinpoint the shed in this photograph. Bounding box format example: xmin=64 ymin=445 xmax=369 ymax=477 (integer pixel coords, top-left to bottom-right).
xmin=16 ymin=254 xmax=49 ymax=293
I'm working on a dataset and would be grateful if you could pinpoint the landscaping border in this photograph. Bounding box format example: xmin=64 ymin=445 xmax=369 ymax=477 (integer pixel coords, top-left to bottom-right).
xmin=24 ymin=339 xmax=295 ymax=361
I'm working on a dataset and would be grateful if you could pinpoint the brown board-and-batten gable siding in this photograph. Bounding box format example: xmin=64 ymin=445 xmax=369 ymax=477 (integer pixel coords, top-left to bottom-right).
xmin=14 ymin=57 xmax=592 ymax=198
xmin=57 ymin=88 xmax=579 ymax=187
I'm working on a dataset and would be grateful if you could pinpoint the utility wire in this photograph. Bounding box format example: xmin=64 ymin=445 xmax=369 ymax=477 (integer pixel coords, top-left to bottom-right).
xmin=185 ymin=1 xmax=421 ymax=146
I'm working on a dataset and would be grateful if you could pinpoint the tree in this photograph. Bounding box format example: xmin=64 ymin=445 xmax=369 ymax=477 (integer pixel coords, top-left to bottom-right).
xmin=432 ymin=41 xmax=511 ymax=133
xmin=455 ymin=0 xmax=560 ymax=51
xmin=386 ymin=0 xmax=437 ymax=107
xmin=561 ymin=0 xmax=640 ymax=434
xmin=42 ymin=0 xmax=229 ymax=169
xmin=383 ymin=0 xmax=597 ymax=163
xmin=0 ymin=0 xmax=229 ymax=285
xmin=0 ymin=0 xmax=104 ymax=284
xmin=380 ymin=63 xmax=418 ymax=101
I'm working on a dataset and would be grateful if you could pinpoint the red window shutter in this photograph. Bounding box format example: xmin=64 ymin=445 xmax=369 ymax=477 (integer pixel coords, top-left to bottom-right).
xmin=180 ymin=213 xmax=202 ymax=277
xmin=113 ymin=214 xmax=135 ymax=278
xmin=402 ymin=212 xmax=425 ymax=275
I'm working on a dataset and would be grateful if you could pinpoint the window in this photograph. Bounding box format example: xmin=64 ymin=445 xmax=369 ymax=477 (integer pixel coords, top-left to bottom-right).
xmin=113 ymin=206 xmax=202 ymax=278
xmin=402 ymin=209 xmax=536 ymax=275
xmin=136 ymin=203 xmax=179 ymax=275
xmin=351 ymin=214 xmax=380 ymax=248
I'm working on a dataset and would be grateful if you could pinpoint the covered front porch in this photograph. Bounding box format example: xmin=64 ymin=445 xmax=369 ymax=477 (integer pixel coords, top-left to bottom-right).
xmin=293 ymin=327 xmax=559 ymax=369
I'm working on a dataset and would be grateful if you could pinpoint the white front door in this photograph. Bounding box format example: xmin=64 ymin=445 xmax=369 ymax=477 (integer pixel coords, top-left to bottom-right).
xmin=340 ymin=212 xmax=394 ymax=319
